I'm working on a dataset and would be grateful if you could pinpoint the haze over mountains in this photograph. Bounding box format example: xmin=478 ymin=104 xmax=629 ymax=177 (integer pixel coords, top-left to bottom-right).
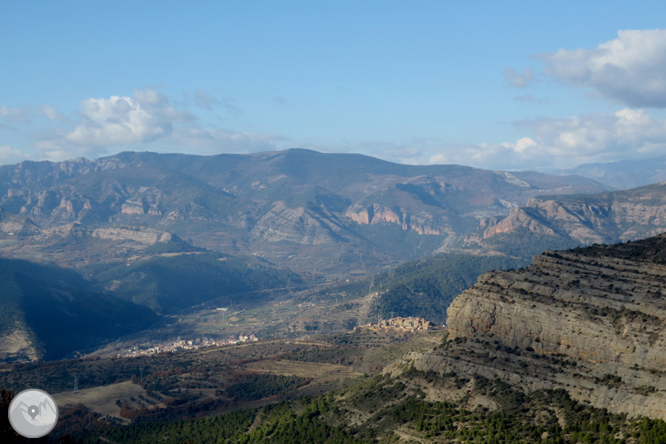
xmin=563 ymin=155 xmax=666 ymax=190
xmin=474 ymin=180 xmax=666 ymax=251
xmin=0 ymin=149 xmax=608 ymax=275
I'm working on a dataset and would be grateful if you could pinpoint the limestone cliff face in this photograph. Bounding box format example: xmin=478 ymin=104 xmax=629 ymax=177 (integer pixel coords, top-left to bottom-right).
xmin=345 ymin=204 xmax=444 ymax=235
xmin=249 ymin=201 xmax=343 ymax=245
xmin=92 ymin=227 xmax=175 ymax=244
xmin=480 ymin=182 xmax=666 ymax=245
xmin=410 ymin=233 xmax=666 ymax=420
xmin=0 ymin=210 xmax=189 ymax=268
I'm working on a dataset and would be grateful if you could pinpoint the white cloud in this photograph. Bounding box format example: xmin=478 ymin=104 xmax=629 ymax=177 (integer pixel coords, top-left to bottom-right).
xmin=30 ymin=88 xmax=281 ymax=161
xmin=504 ymin=68 xmax=535 ymax=88
xmin=540 ymin=29 xmax=666 ymax=107
xmin=514 ymin=94 xmax=548 ymax=104
xmin=418 ymin=108 xmax=666 ymax=170
xmin=222 ymin=100 xmax=242 ymax=115
xmin=34 ymin=135 xmax=106 ymax=162
xmin=514 ymin=108 xmax=666 ymax=159
xmin=65 ymin=89 xmax=195 ymax=147
xmin=506 ymin=137 xmax=537 ymax=153
xmin=0 ymin=106 xmax=28 ymax=123
xmin=430 ymin=143 xmax=508 ymax=166
xmin=0 ymin=145 xmax=28 ymax=165
xmin=191 ymin=90 xmax=242 ymax=114
xmin=41 ymin=105 xmax=66 ymax=121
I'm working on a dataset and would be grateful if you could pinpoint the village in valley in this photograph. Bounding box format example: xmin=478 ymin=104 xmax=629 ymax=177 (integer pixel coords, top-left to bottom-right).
xmin=115 ymin=333 xmax=259 ymax=358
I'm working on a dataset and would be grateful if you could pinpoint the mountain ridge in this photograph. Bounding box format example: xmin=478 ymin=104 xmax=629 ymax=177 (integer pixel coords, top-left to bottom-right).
xmin=0 ymin=149 xmax=609 ymax=274
xmin=474 ymin=180 xmax=666 ymax=249
xmin=0 ymin=258 xmax=160 ymax=362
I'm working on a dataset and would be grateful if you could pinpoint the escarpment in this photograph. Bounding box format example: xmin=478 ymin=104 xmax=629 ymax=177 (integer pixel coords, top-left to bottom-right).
xmin=479 ymin=181 xmax=666 ymax=246
xmin=409 ymin=233 xmax=666 ymax=420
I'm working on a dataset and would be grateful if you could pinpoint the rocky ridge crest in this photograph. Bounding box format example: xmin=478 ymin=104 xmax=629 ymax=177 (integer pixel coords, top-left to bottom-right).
xmin=476 ymin=181 xmax=666 ymax=246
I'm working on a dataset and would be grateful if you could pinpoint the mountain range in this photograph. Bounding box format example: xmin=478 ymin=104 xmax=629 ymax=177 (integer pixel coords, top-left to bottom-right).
xmin=564 ymin=155 xmax=666 ymax=190
xmin=473 ymin=180 xmax=666 ymax=251
xmin=6 ymin=149 xmax=666 ymax=363
xmin=0 ymin=149 xmax=609 ymax=275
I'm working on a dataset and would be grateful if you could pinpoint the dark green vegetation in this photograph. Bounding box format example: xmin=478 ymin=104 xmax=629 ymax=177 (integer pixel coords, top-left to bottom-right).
xmin=374 ymin=254 xmax=526 ymax=322
xmin=87 ymin=253 xmax=303 ymax=314
xmin=0 ymin=330 xmax=434 ymax=442
xmin=314 ymin=253 xmax=525 ymax=323
xmin=572 ymin=233 xmax=666 ymax=265
xmin=5 ymin=324 xmax=666 ymax=443
xmin=0 ymin=250 xmax=304 ymax=361
xmin=224 ymin=374 xmax=308 ymax=402
xmin=478 ymin=230 xmax=581 ymax=260
xmin=0 ymin=258 xmax=158 ymax=361
xmin=44 ymin=369 xmax=666 ymax=443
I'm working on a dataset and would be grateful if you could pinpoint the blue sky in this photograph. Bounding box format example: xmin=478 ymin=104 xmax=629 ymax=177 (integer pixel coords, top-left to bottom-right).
xmin=3 ymin=1 xmax=666 ymax=170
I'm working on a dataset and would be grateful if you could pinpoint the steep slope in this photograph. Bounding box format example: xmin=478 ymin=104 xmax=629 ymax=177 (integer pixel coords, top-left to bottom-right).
xmin=0 ymin=259 xmax=158 ymax=362
xmin=0 ymin=149 xmax=607 ymax=274
xmin=0 ymin=250 xmax=304 ymax=362
xmin=475 ymin=180 xmax=666 ymax=250
xmin=89 ymin=252 xmax=303 ymax=314
xmin=0 ymin=206 xmax=202 ymax=269
xmin=408 ymin=233 xmax=666 ymax=420
xmin=315 ymin=253 xmax=527 ymax=324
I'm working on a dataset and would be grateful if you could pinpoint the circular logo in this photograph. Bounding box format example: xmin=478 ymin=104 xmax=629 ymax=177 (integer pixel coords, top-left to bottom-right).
xmin=8 ymin=389 xmax=58 ymax=438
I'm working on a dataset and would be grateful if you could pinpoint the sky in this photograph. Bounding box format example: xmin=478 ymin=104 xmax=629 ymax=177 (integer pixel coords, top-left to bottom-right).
xmin=3 ymin=1 xmax=666 ymax=171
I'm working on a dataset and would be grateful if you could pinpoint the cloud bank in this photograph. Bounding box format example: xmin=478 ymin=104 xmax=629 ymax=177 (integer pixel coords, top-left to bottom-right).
xmin=0 ymin=145 xmax=27 ymax=164
xmin=28 ymin=89 xmax=284 ymax=162
xmin=540 ymin=29 xmax=666 ymax=108
xmin=423 ymin=108 xmax=666 ymax=170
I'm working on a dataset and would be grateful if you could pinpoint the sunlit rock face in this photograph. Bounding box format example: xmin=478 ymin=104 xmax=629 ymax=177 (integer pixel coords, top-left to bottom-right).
xmin=412 ymin=233 xmax=666 ymax=420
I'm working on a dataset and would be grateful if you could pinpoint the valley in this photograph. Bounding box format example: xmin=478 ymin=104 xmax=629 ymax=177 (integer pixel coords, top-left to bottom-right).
xmin=8 ymin=3 xmax=666 ymax=441
xmin=4 ymin=230 xmax=666 ymax=442
xmin=5 ymin=151 xmax=666 ymax=442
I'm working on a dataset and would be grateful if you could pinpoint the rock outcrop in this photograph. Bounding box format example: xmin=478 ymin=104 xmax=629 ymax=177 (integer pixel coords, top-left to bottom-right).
xmin=479 ymin=181 xmax=666 ymax=246
xmin=0 ymin=210 xmax=191 ymax=268
xmin=409 ymin=233 xmax=666 ymax=420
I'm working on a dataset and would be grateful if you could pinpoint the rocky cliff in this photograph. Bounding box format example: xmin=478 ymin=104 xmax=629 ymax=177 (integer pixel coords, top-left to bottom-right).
xmin=0 ymin=207 xmax=195 ymax=268
xmin=407 ymin=233 xmax=666 ymax=420
xmin=477 ymin=181 xmax=666 ymax=247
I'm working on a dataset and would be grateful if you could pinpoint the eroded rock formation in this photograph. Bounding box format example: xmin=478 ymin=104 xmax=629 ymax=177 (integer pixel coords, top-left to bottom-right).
xmin=408 ymin=233 xmax=666 ymax=419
